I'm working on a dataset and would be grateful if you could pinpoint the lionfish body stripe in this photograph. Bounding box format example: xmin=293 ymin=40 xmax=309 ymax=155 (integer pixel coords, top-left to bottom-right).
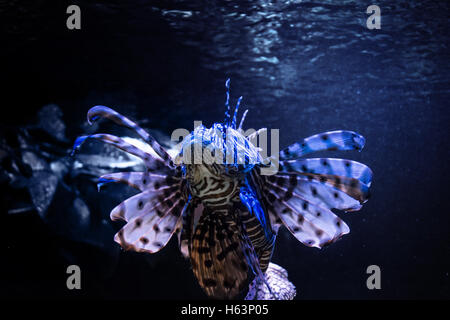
xmin=73 ymin=79 xmax=373 ymax=299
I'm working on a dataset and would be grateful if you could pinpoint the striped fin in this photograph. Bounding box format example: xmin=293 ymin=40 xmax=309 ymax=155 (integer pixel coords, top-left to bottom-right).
xmin=73 ymin=133 xmax=173 ymax=174
xmin=73 ymin=134 xmax=149 ymax=159
xmin=114 ymin=190 xmax=188 ymax=253
xmin=87 ymin=106 xmax=174 ymax=166
xmin=264 ymin=187 xmax=349 ymax=249
xmin=265 ymin=174 xmax=363 ymax=212
xmin=72 ymin=107 xmax=188 ymax=255
xmin=110 ymin=184 xmax=181 ymax=222
xmin=281 ymin=158 xmax=373 ymax=186
xmin=280 ymin=130 xmax=366 ymax=160
xmin=190 ymin=211 xmax=249 ymax=299
xmin=98 ymin=172 xmax=176 ymax=192
xmin=302 ymin=172 xmax=370 ymax=204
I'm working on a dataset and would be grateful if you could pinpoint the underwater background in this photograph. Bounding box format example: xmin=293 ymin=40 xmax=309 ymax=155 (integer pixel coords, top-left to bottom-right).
xmin=1 ymin=0 xmax=449 ymax=299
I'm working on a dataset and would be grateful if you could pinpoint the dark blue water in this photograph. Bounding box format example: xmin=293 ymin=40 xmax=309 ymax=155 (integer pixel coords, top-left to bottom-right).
xmin=1 ymin=0 xmax=449 ymax=299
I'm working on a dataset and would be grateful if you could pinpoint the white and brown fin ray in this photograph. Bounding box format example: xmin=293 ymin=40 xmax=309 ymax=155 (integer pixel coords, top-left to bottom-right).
xmin=263 ymin=187 xmax=349 ymax=248
xmin=98 ymin=172 xmax=147 ymax=192
xmin=73 ymin=133 xmax=150 ymax=160
xmin=279 ymin=130 xmax=366 ymax=161
xmin=265 ymin=173 xmax=363 ymax=211
xmin=280 ymin=158 xmax=373 ymax=186
xmin=190 ymin=210 xmax=249 ymax=299
xmin=253 ymin=168 xmax=352 ymax=248
xmin=87 ymin=105 xmax=174 ymax=167
xmin=274 ymin=160 xmax=370 ymax=205
xmin=114 ymin=188 xmax=188 ymax=253
xmin=299 ymin=172 xmax=370 ymax=204
xmin=72 ymin=133 xmax=173 ymax=174
xmin=109 ymin=181 xmax=182 ymax=222
xmin=73 ymin=107 xmax=188 ymax=255
xmin=98 ymin=172 xmax=176 ymax=193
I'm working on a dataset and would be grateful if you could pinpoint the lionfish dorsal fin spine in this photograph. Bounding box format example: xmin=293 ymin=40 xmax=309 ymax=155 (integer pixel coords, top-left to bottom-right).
xmin=231 ymin=96 xmax=243 ymax=129
xmin=224 ymin=78 xmax=231 ymax=126
xmin=238 ymin=109 xmax=249 ymax=131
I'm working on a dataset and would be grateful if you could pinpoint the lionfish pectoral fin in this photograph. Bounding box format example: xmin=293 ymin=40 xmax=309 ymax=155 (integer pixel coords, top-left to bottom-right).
xmin=112 ymin=185 xmax=189 ymax=253
xmin=261 ymin=174 xmax=351 ymax=249
xmin=72 ymin=107 xmax=189 ymax=254
xmin=281 ymin=157 xmax=372 ymax=187
xmin=97 ymin=172 xmax=147 ymax=192
xmin=105 ymin=168 xmax=187 ymax=255
xmin=71 ymin=133 xmax=173 ymax=174
xmin=280 ymin=130 xmax=366 ymax=161
xmin=190 ymin=210 xmax=249 ymax=299
xmin=71 ymin=132 xmax=173 ymax=174
xmin=278 ymin=157 xmax=372 ymax=206
xmin=254 ymin=129 xmax=373 ymax=249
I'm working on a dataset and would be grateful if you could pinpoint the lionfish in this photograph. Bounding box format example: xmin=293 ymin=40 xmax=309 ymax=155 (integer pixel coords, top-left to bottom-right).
xmin=73 ymin=79 xmax=372 ymax=299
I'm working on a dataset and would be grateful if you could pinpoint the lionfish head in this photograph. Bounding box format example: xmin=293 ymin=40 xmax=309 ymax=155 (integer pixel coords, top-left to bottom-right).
xmin=174 ymin=79 xmax=262 ymax=181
